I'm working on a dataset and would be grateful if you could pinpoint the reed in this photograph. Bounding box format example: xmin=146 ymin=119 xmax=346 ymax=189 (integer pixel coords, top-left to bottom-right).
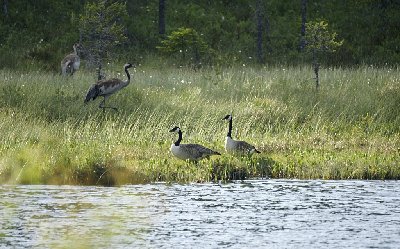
xmin=0 ymin=64 xmax=399 ymax=185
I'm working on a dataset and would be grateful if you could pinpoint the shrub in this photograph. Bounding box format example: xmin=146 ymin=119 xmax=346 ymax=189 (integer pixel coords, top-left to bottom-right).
xmin=157 ymin=27 xmax=212 ymax=66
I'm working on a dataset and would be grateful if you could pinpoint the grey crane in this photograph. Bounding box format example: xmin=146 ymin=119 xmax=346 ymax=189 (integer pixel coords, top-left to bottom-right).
xmin=84 ymin=63 xmax=133 ymax=112
xmin=61 ymin=43 xmax=82 ymax=76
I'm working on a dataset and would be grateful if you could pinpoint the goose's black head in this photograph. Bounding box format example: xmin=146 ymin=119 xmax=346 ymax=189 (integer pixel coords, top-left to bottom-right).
xmin=124 ymin=63 xmax=133 ymax=69
xmin=222 ymin=114 xmax=232 ymax=121
xmin=169 ymin=126 xmax=181 ymax=133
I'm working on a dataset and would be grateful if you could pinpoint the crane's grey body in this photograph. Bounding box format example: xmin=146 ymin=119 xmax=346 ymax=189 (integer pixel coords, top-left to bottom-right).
xmin=61 ymin=43 xmax=82 ymax=76
xmin=223 ymin=114 xmax=261 ymax=155
xmin=169 ymin=126 xmax=220 ymax=161
xmin=84 ymin=63 xmax=133 ymax=111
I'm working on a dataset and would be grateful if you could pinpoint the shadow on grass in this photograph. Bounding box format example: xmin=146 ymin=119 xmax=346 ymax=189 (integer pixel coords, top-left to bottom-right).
xmin=211 ymin=156 xmax=276 ymax=182
xmin=0 ymin=163 xmax=148 ymax=186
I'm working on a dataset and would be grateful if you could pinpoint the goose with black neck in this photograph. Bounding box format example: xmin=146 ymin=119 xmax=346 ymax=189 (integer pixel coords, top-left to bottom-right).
xmin=223 ymin=114 xmax=261 ymax=155
xmin=169 ymin=126 xmax=221 ymax=161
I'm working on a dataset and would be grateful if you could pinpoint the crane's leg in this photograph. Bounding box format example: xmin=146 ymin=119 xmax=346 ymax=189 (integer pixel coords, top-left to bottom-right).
xmin=61 ymin=63 xmax=68 ymax=76
xmin=66 ymin=64 xmax=71 ymax=75
xmin=99 ymin=96 xmax=118 ymax=112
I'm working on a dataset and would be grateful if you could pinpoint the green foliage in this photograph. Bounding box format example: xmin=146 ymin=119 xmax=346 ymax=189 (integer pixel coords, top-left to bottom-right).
xmin=157 ymin=27 xmax=211 ymax=65
xmin=79 ymin=0 xmax=128 ymax=69
xmin=0 ymin=1 xmax=84 ymax=71
xmin=0 ymin=1 xmax=400 ymax=68
xmin=304 ymin=20 xmax=343 ymax=88
xmin=305 ymin=20 xmax=343 ymax=54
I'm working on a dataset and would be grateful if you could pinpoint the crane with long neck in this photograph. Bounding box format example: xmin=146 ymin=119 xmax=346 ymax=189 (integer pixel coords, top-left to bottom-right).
xmin=61 ymin=43 xmax=82 ymax=76
xmin=84 ymin=63 xmax=133 ymax=112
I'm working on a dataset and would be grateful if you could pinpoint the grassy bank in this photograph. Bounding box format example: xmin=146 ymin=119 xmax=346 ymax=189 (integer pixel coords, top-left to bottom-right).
xmin=0 ymin=64 xmax=399 ymax=185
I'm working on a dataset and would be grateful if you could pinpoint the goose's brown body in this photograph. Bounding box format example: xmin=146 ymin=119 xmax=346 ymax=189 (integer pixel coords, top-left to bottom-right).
xmin=169 ymin=126 xmax=221 ymax=161
xmin=223 ymin=114 xmax=261 ymax=155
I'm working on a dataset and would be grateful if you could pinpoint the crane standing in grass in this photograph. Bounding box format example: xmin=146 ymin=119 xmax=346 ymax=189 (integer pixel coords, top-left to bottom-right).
xmin=84 ymin=63 xmax=133 ymax=112
xmin=61 ymin=43 xmax=83 ymax=76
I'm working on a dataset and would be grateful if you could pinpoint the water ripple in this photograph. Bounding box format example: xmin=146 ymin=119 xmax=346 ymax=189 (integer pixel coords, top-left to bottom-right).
xmin=0 ymin=180 xmax=399 ymax=248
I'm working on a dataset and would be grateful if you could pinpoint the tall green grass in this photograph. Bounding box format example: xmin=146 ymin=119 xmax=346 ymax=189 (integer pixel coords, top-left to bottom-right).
xmin=0 ymin=63 xmax=399 ymax=185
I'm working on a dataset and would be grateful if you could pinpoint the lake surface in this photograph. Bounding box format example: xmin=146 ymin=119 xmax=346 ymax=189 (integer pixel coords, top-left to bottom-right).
xmin=1 ymin=180 xmax=399 ymax=248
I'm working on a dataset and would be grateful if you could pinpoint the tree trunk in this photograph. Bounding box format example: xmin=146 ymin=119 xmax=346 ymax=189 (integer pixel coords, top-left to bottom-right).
xmin=265 ymin=13 xmax=272 ymax=53
xmin=378 ymin=0 xmax=389 ymax=42
xmin=2 ymin=0 xmax=8 ymax=18
xmin=79 ymin=30 xmax=82 ymax=44
xmin=313 ymin=49 xmax=319 ymax=90
xmin=256 ymin=0 xmax=264 ymax=63
xmin=97 ymin=64 xmax=102 ymax=81
xmin=159 ymin=0 xmax=166 ymax=36
xmin=300 ymin=0 xmax=307 ymax=51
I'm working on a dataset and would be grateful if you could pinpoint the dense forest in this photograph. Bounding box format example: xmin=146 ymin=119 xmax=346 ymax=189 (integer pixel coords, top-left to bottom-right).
xmin=0 ymin=0 xmax=399 ymax=71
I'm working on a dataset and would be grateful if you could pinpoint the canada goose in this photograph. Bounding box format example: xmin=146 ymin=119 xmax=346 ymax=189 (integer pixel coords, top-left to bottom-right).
xmin=222 ymin=114 xmax=261 ymax=154
xmin=61 ymin=43 xmax=82 ymax=76
xmin=169 ymin=126 xmax=221 ymax=161
xmin=84 ymin=63 xmax=133 ymax=112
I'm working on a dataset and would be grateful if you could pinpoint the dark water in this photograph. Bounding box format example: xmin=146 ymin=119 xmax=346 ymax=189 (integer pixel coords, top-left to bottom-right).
xmin=1 ymin=180 xmax=399 ymax=248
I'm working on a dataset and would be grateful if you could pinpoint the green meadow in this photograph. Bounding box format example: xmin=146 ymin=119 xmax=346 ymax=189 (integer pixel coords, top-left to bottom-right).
xmin=0 ymin=62 xmax=399 ymax=185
